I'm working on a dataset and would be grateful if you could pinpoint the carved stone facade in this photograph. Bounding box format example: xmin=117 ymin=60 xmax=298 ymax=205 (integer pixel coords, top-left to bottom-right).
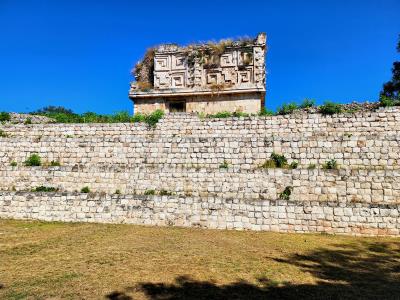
xmin=129 ymin=33 xmax=266 ymax=114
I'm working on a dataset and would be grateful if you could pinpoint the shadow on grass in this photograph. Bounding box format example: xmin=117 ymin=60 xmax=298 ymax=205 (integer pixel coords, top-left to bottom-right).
xmin=106 ymin=240 xmax=400 ymax=300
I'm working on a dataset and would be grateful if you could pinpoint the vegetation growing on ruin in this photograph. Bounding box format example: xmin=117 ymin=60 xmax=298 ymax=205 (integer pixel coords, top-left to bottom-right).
xmin=81 ymin=186 xmax=90 ymax=193
xmin=322 ymin=159 xmax=338 ymax=170
xmin=144 ymin=189 xmax=156 ymax=195
xmin=299 ymin=98 xmax=316 ymax=109
xmin=50 ymin=161 xmax=61 ymax=167
xmin=260 ymin=153 xmax=299 ymax=170
xmin=132 ymin=48 xmax=155 ymax=89
xmin=0 ymin=129 xmax=8 ymax=137
xmin=258 ymin=107 xmax=274 ymax=116
xmin=159 ymin=190 xmax=174 ymax=196
xmin=379 ymin=95 xmax=400 ymax=107
xmin=307 ymin=163 xmax=317 ymax=170
xmin=219 ymin=160 xmax=229 ymax=169
xmin=319 ymin=101 xmax=343 ymax=115
xmin=25 ymin=154 xmax=41 ymax=167
xmin=31 ymin=106 xmax=165 ymax=126
xmin=0 ymin=111 xmax=11 ymax=122
xmin=279 ymin=186 xmax=293 ymax=200
xmin=31 ymin=186 xmax=59 ymax=192
xmin=277 ymin=102 xmax=298 ymax=115
xmin=205 ymin=111 xmax=249 ymax=118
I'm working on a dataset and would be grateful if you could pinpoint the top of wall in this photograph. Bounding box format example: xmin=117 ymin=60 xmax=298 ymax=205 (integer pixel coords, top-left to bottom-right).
xmin=1 ymin=106 xmax=399 ymax=137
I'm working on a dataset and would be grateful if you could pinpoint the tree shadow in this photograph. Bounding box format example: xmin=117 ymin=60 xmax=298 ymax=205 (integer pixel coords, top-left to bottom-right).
xmin=106 ymin=240 xmax=400 ymax=300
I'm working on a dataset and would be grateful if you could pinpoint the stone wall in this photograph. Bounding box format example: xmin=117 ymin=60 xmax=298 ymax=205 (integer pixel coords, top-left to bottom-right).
xmin=1 ymin=192 xmax=398 ymax=236
xmin=1 ymin=107 xmax=400 ymax=235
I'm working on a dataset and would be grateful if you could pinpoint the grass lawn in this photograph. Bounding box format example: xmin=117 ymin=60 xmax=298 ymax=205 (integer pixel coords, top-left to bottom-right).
xmin=0 ymin=219 xmax=399 ymax=300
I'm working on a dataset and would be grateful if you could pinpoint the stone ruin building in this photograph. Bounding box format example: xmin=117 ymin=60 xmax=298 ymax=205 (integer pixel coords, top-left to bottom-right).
xmin=129 ymin=33 xmax=266 ymax=114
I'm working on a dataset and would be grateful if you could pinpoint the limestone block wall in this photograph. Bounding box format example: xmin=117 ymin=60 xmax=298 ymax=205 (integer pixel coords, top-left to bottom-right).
xmin=0 ymin=167 xmax=399 ymax=204
xmin=0 ymin=107 xmax=400 ymax=236
xmin=0 ymin=192 xmax=399 ymax=236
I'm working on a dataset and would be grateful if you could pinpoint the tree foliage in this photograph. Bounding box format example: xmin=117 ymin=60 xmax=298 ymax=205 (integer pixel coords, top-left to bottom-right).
xmin=381 ymin=35 xmax=400 ymax=100
xmin=32 ymin=106 xmax=74 ymax=115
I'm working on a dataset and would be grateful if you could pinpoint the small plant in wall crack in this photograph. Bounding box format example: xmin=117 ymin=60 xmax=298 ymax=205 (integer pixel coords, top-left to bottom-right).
xmin=322 ymin=159 xmax=338 ymax=170
xmin=32 ymin=186 xmax=59 ymax=192
xmin=50 ymin=160 xmax=61 ymax=167
xmin=279 ymin=186 xmax=293 ymax=200
xmin=261 ymin=152 xmax=289 ymax=169
xmin=0 ymin=129 xmax=8 ymax=137
xmin=144 ymin=189 xmax=155 ymax=195
xmin=307 ymin=163 xmax=316 ymax=170
xmin=25 ymin=154 xmax=41 ymax=166
xmin=81 ymin=186 xmax=91 ymax=193
xmin=219 ymin=160 xmax=229 ymax=169
xmin=159 ymin=190 xmax=173 ymax=196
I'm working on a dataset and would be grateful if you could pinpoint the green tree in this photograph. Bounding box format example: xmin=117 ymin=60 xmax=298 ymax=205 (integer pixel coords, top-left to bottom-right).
xmin=32 ymin=106 xmax=74 ymax=115
xmin=381 ymin=35 xmax=400 ymax=100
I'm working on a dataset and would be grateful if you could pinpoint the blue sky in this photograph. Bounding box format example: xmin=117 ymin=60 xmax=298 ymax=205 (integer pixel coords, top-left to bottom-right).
xmin=0 ymin=0 xmax=399 ymax=114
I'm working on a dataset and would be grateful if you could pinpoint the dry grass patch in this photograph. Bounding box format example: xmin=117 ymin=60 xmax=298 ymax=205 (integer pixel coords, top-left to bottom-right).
xmin=0 ymin=219 xmax=399 ymax=299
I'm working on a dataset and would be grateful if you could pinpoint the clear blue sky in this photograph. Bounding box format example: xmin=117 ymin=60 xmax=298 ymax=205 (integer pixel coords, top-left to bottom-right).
xmin=1 ymin=0 xmax=399 ymax=114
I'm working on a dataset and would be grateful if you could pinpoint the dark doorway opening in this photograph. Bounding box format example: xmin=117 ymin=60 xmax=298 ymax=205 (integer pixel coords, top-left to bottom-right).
xmin=168 ymin=101 xmax=186 ymax=112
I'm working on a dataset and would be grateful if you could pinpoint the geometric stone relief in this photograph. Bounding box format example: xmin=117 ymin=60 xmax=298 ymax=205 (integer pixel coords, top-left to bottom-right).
xmin=237 ymin=68 xmax=253 ymax=84
xmin=171 ymin=72 xmax=186 ymax=88
xmin=155 ymin=72 xmax=170 ymax=88
xmin=206 ymin=72 xmax=220 ymax=85
xmin=220 ymin=52 xmax=235 ymax=67
xmin=171 ymin=54 xmax=186 ymax=70
xmin=155 ymin=55 xmax=170 ymax=71
xmin=238 ymin=51 xmax=254 ymax=66
xmin=221 ymin=68 xmax=236 ymax=84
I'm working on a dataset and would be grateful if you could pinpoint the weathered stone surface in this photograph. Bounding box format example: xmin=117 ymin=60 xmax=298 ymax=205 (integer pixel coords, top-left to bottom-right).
xmin=129 ymin=33 xmax=266 ymax=114
xmin=0 ymin=107 xmax=400 ymax=236
xmin=0 ymin=192 xmax=398 ymax=237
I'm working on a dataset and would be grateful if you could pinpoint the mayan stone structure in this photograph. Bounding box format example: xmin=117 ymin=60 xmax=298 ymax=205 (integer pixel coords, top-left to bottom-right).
xmin=129 ymin=33 xmax=266 ymax=114
xmin=0 ymin=108 xmax=400 ymax=236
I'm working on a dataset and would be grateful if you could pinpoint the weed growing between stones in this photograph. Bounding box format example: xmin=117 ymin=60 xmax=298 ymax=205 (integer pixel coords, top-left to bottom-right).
xmin=81 ymin=187 xmax=90 ymax=193
xmin=307 ymin=164 xmax=316 ymax=170
xmin=322 ymin=159 xmax=338 ymax=170
xmin=10 ymin=161 xmax=17 ymax=167
xmin=144 ymin=189 xmax=155 ymax=195
xmin=159 ymin=190 xmax=173 ymax=196
xmin=270 ymin=152 xmax=288 ymax=168
xmin=25 ymin=154 xmax=41 ymax=166
xmin=31 ymin=186 xmax=59 ymax=192
xmin=279 ymin=186 xmax=293 ymax=200
xmin=50 ymin=161 xmax=61 ymax=167
xmin=219 ymin=160 xmax=229 ymax=169
xmin=0 ymin=129 xmax=8 ymax=137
